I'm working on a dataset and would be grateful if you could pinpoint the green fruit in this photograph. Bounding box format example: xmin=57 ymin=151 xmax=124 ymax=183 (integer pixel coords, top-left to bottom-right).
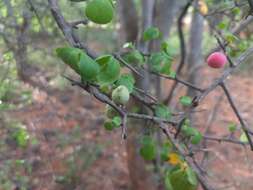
xmin=105 ymin=104 xmax=119 ymax=119
xmin=112 ymin=85 xmax=130 ymax=105
xmin=85 ymin=0 xmax=114 ymax=24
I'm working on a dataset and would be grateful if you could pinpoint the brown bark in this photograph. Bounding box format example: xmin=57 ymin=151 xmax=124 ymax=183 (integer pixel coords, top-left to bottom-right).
xmin=118 ymin=0 xmax=158 ymax=189
xmin=186 ymin=5 xmax=204 ymax=97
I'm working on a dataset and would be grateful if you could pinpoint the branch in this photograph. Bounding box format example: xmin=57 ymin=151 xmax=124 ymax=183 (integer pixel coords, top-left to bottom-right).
xmin=219 ymin=82 xmax=253 ymax=150
xmin=165 ymin=0 xmax=193 ymax=104
xmin=48 ymin=0 xmax=96 ymax=58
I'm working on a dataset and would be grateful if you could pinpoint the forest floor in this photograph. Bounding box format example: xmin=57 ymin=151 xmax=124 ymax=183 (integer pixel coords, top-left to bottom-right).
xmin=2 ymin=66 xmax=253 ymax=190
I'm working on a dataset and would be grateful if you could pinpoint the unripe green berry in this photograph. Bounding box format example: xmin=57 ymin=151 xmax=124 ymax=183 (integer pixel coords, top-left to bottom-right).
xmin=112 ymin=85 xmax=130 ymax=105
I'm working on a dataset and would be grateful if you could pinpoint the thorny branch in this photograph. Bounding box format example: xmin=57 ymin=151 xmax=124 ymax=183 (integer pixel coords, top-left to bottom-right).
xmin=48 ymin=0 xmax=253 ymax=189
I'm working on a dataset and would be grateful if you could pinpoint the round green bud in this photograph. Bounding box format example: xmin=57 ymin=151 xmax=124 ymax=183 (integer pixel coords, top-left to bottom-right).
xmin=112 ymin=85 xmax=130 ymax=105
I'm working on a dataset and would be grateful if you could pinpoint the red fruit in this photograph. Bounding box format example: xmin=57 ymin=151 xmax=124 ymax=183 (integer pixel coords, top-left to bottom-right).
xmin=207 ymin=52 xmax=227 ymax=68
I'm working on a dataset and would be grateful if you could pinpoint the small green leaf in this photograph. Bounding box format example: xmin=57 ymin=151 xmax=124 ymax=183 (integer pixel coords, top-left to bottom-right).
xmin=112 ymin=116 xmax=122 ymax=128
xmin=154 ymin=104 xmax=171 ymax=120
xmin=217 ymin=21 xmax=228 ymax=30
xmin=123 ymin=50 xmax=144 ymax=65
xmin=160 ymin=141 xmax=173 ymax=161
xmin=232 ymin=7 xmax=240 ymax=15
xmin=123 ymin=42 xmax=134 ymax=49
xmin=12 ymin=127 xmax=30 ymax=147
xmin=148 ymin=52 xmax=172 ymax=74
xmin=190 ymin=132 xmax=203 ymax=145
xmin=228 ymin=123 xmax=237 ymax=133
xmin=182 ymin=125 xmax=198 ymax=136
xmin=115 ymin=74 xmax=135 ymax=93
xmin=143 ymin=27 xmax=161 ymax=41
xmin=186 ymin=167 xmax=198 ymax=186
xmin=104 ymin=120 xmax=114 ymax=131
xmin=96 ymin=55 xmax=121 ymax=85
xmin=180 ymin=96 xmax=192 ymax=106
xmin=140 ymin=136 xmax=156 ymax=161
xmin=240 ymin=132 xmax=248 ymax=143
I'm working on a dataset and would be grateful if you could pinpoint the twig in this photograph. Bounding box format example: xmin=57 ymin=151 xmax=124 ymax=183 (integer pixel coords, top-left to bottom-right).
xmin=152 ymin=72 xmax=204 ymax=92
xmin=165 ymin=0 xmax=194 ymax=104
xmin=219 ymin=82 xmax=253 ymax=150
xmin=113 ymin=53 xmax=144 ymax=77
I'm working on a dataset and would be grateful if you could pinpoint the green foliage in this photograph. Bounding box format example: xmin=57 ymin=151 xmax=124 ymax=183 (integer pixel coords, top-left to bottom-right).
xmin=179 ymin=96 xmax=192 ymax=106
xmin=103 ymin=116 xmax=121 ymax=131
xmin=96 ymin=55 xmax=120 ymax=85
xmin=85 ymin=0 xmax=114 ymax=24
xmin=143 ymin=27 xmax=161 ymax=41
xmin=123 ymin=50 xmax=144 ymax=65
xmin=165 ymin=166 xmax=197 ymax=190
xmin=182 ymin=124 xmax=203 ymax=145
xmin=228 ymin=123 xmax=237 ymax=133
xmin=154 ymin=104 xmax=171 ymax=120
xmin=240 ymin=132 xmax=248 ymax=143
xmin=140 ymin=136 xmax=156 ymax=161
xmin=11 ymin=124 xmax=30 ymax=148
xmin=115 ymin=73 xmax=135 ymax=93
xmin=160 ymin=141 xmax=173 ymax=161
xmin=148 ymin=52 xmax=173 ymax=75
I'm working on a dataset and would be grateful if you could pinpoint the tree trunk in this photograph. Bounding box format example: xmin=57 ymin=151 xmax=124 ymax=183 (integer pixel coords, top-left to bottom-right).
xmin=186 ymin=6 xmax=204 ymax=97
xmin=118 ymin=1 xmax=158 ymax=189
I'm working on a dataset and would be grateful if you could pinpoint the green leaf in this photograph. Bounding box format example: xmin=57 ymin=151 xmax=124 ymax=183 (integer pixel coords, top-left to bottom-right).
xmin=217 ymin=21 xmax=228 ymax=30
xmin=115 ymin=74 xmax=135 ymax=93
xmin=225 ymin=33 xmax=238 ymax=44
xmin=123 ymin=50 xmax=144 ymax=65
xmin=56 ymin=47 xmax=83 ymax=74
xmin=168 ymin=168 xmax=197 ymax=190
xmin=12 ymin=127 xmax=29 ymax=147
xmin=190 ymin=132 xmax=203 ymax=145
xmin=240 ymin=132 xmax=248 ymax=143
xmin=186 ymin=167 xmax=198 ymax=186
xmin=180 ymin=96 xmax=192 ymax=106
xmin=143 ymin=27 xmax=161 ymax=41
xmin=79 ymin=53 xmax=100 ymax=82
xmin=123 ymin=42 xmax=134 ymax=49
xmin=232 ymin=7 xmax=240 ymax=15
xmin=154 ymin=104 xmax=171 ymax=120
xmin=161 ymin=141 xmax=173 ymax=161
xmin=103 ymin=120 xmax=114 ymax=131
xmin=182 ymin=125 xmax=198 ymax=136
xmin=112 ymin=116 xmax=122 ymax=128
xmin=96 ymin=55 xmax=121 ymax=85
xmin=140 ymin=136 xmax=156 ymax=161
xmin=148 ymin=52 xmax=172 ymax=74
xmin=228 ymin=123 xmax=237 ymax=133
xmin=85 ymin=0 xmax=114 ymax=24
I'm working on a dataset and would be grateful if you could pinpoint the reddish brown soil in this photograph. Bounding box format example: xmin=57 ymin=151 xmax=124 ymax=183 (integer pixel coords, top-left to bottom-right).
xmin=2 ymin=66 xmax=253 ymax=190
